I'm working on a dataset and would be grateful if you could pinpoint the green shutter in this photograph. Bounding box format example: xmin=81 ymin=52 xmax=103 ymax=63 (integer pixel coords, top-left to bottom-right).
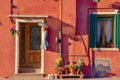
xmin=115 ymin=14 xmax=120 ymax=48
xmin=114 ymin=14 xmax=117 ymax=47
xmin=89 ymin=14 xmax=97 ymax=48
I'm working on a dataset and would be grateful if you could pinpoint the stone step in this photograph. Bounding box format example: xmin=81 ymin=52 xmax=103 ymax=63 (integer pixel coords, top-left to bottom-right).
xmin=14 ymin=73 xmax=44 ymax=77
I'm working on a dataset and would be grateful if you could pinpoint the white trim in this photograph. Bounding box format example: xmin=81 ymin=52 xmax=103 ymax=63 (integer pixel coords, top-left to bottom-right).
xmin=15 ymin=20 xmax=19 ymax=74
xmin=93 ymin=10 xmax=118 ymax=14
xmin=92 ymin=10 xmax=119 ymax=51
xmin=93 ymin=48 xmax=119 ymax=51
xmin=8 ymin=15 xmax=48 ymax=18
xmin=15 ymin=19 xmax=45 ymax=74
xmin=41 ymin=28 xmax=45 ymax=74
xmin=41 ymin=49 xmax=44 ymax=74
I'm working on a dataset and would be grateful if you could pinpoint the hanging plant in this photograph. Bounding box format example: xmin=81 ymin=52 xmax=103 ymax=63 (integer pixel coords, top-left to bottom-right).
xmin=10 ymin=25 xmax=16 ymax=35
xmin=94 ymin=0 xmax=100 ymax=3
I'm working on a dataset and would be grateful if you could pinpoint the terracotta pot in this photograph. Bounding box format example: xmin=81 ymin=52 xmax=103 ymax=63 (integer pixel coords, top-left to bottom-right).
xmin=69 ymin=68 xmax=75 ymax=75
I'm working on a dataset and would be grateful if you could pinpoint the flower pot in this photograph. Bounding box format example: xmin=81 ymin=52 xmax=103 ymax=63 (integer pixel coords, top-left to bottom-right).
xmin=69 ymin=68 xmax=75 ymax=75
xmin=10 ymin=29 xmax=16 ymax=35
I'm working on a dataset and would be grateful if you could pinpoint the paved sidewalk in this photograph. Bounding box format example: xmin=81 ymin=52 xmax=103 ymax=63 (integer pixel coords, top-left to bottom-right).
xmin=0 ymin=76 xmax=120 ymax=80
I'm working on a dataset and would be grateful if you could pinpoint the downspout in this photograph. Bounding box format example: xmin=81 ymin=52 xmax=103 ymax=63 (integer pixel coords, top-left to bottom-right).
xmin=59 ymin=0 xmax=62 ymax=58
xmin=10 ymin=0 xmax=14 ymax=23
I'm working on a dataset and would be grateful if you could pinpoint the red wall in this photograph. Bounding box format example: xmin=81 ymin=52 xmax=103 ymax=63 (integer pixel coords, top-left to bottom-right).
xmin=0 ymin=0 xmax=60 ymax=77
xmin=0 ymin=0 xmax=14 ymax=77
xmin=74 ymin=0 xmax=120 ymax=78
xmin=95 ymin=0 xmax=120 ymax=77
xmin=0 ymin=0 xmax=120 ymax=78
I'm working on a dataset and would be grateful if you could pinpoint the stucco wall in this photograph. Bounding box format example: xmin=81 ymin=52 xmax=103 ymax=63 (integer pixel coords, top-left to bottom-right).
xmin=95 ymin=0 xmax=120 ymax=77
xmin=75 ymin=0 xmax=120 ymax=77
xmin=0 ymin=0 xmax=60 ymax=77
xmin=0 ymin=0 xmax=120 ymax=78
xmin=0 ymin=0 xmax=14 ymax=77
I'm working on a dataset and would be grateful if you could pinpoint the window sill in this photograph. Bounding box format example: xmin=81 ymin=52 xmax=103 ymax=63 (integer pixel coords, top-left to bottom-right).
xmin=93 ymin=48 xmax=119 ymax=51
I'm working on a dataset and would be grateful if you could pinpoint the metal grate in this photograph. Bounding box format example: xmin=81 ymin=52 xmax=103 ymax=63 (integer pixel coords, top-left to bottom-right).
xmin=30 ymin=26 xmax=40 ymax=50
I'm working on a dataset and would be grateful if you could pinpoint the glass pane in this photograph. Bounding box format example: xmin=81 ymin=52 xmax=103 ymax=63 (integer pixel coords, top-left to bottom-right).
xmin=21 ymin=26 xmax=25 ymax=64
xmin=96 ymin=19 xmax=113 ymax=48
xmin=30 ymin=26 xmax=40 ymax=50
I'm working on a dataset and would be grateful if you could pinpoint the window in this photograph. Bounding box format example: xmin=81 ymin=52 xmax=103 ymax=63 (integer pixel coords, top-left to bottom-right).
xmin=89 ymin=14 xmax=120 ymax=48
xmin=30 ymin=26 xmax=40 ymax=50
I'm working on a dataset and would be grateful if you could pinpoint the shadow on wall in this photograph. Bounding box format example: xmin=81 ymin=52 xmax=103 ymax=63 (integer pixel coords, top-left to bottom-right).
xmin=46 ymin=16 xmax=89 ymax=65
xmin=89 ymin=1 xmax=120 ymax=78
xmin=0 ymin=22 xmax=2 ymax=25
xmin=109 ymin=2 xmax=120 ymax=9
xmin=46 ymin=16 xmax=77 ymax=64
xmin=76 ymin=0 xmax=97 ymax=78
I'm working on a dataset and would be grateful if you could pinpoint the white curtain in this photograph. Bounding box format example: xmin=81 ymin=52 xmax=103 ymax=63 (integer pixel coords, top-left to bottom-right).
xmin=105 ymin=20 xmax=112 ymax=43
xmin=97 ymin=20 xmax=102 ymax=43
xmin=41 ymin=29 xmax=48 ymax=49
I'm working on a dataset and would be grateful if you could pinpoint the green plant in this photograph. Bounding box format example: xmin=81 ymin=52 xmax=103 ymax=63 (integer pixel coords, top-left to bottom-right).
xmin=55 ymin=57 xmax=62 ymax=65
xmin=10 ymin=25 xmax=16 ymax=36
xmin=54 ymin=57 xmax=63 ymax=70
xmin=77 ymin=58 xmax=83 ymax=71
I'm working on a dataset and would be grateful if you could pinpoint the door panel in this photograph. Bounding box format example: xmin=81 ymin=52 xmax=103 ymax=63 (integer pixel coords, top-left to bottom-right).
xmin=19 ymin=23 xmax=41 ymax=69
xmin=28 ymin=52 xmax=34 ymax=64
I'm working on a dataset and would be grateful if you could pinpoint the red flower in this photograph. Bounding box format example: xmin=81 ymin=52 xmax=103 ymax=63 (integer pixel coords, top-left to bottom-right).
xmin=110 ymin=43 xmax=114 ymax=48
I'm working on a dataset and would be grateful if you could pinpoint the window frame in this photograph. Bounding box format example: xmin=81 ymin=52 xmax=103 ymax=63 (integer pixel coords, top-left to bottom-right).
xmin=89 ymin=13 xmax=120 ymax=50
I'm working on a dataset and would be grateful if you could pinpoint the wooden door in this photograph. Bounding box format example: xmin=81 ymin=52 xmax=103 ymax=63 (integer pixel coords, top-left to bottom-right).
xmin=19 ymin=23 xmax=41 ymax=69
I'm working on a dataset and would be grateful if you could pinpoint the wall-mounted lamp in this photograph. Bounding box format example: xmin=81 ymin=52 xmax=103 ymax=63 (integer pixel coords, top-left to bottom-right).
xmin=55 ymin=37 xmax=61 ymax=43
xmin=93 ymin=0 xmax=100 ymax=3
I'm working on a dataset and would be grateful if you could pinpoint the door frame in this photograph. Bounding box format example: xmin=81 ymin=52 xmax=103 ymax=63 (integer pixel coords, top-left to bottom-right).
xmin=15 ymin=19 xmax=45 ymax=74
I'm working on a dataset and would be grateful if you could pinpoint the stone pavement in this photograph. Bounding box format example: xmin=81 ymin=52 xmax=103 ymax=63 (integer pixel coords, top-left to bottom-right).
xmin=0 ymin=77 xmax=120 ymax=80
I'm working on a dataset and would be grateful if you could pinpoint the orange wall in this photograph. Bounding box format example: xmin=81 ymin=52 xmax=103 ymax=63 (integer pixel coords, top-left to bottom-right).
xmin=0 ymin=0 xmax=60 ymax=77
xmin=0 ymin=0 xmax=120 ymax=78
xmin=0 ymin=0 xmax=14 ymax=77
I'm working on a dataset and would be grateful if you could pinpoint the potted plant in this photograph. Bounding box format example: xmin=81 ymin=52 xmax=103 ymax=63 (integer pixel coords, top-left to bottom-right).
xmin=9 ymin=25 xmax=16 ymax=35
xmin=76 ymin=58 xmax=83 ymax=75
xmin=67 ymin=61 xmax=77 ymax=75
xmin=106 ymin=42 xmax=114 ymax=48
xmin=54 ymin=57 xmax=64 ymax=74
xmin=110 ymin=42 xmax=114 ymax=48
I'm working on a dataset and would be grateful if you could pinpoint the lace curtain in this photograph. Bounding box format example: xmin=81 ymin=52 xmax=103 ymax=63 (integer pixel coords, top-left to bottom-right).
xmin=97 ymin=19 xmax=112 ymax=44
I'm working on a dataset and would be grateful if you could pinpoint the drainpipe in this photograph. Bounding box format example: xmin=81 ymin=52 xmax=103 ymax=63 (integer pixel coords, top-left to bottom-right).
xmin=59 ymin=31 xmax=62 ymax=57
xmin=59 ymin=0 xmax=62 ymax=58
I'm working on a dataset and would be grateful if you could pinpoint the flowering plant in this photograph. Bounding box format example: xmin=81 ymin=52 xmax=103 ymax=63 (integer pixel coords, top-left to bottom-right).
xmin=67 ymin=61 xmax=77 ymax=69
xmin=10 ymin=25 xmax=16 ymax=35
xmin=110 ymin=43 xmax=114 ymax=48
